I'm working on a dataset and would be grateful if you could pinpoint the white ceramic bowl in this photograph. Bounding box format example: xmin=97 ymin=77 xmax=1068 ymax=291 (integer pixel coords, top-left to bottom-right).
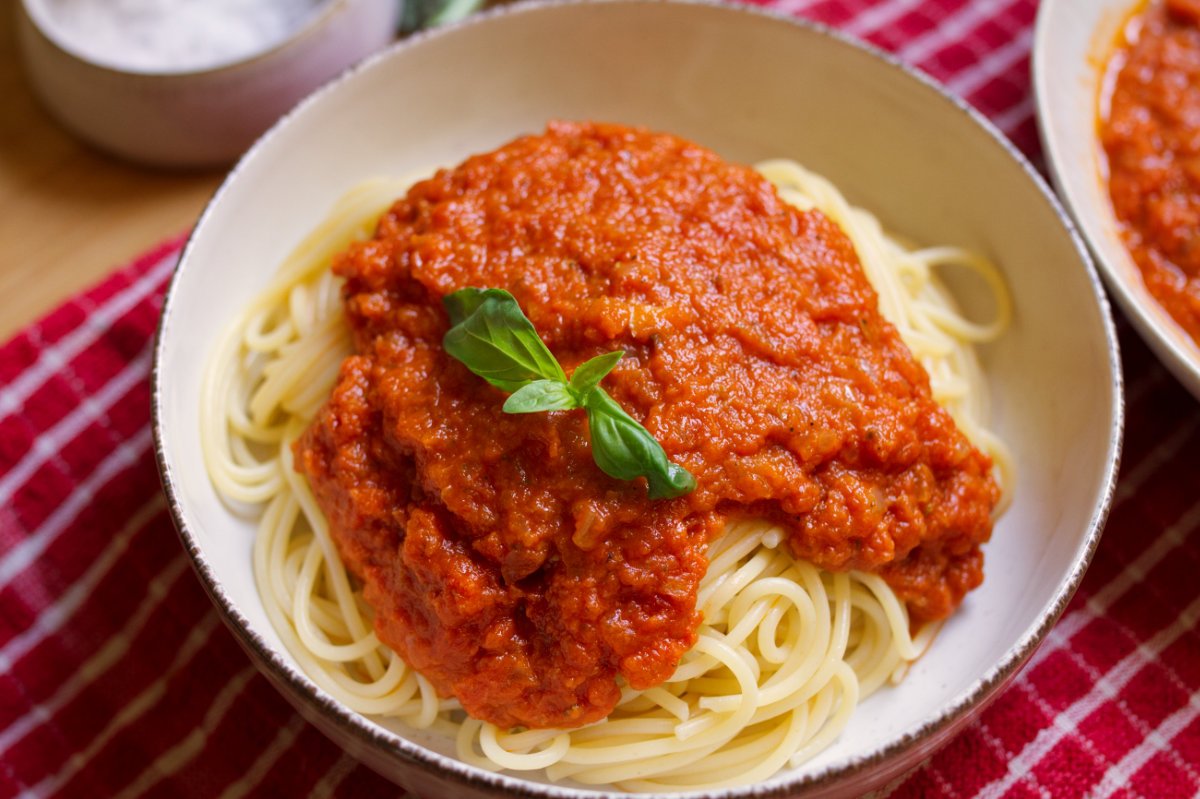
xmin=1033 ymin=0 xmax=1200 ymax=399
xmin=154 ymin=2 xmax=1123 ymax=797
xmin=15 ymin=0 xmax=400 ymax=167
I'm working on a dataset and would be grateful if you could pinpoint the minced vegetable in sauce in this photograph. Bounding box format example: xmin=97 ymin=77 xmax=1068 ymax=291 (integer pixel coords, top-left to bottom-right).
xmin=294 ymin=122 xmax=999 ymax=730
xmin=1103 ymin=0 xmax=1200 ymax=342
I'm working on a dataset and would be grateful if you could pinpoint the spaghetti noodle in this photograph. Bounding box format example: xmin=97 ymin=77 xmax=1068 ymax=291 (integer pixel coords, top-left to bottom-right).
xmin=201 ymin=153 xmax=1011 ymax=791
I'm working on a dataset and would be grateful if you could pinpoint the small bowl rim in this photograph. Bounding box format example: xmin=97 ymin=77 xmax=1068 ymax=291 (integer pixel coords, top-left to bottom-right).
xmin=18 ymin=0 xmax=356 ymax=78
xmin=152 ymin=1 xmax=1124 ymax=796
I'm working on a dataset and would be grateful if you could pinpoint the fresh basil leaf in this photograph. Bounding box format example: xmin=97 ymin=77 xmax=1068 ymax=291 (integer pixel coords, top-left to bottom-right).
xmin=442 ymin=288 xmax=568 ymax=392
xmin=443 ymin=287 xmax=694 ymax=500
xmin=569 ymin=350 xmax=624 ymax=398
xmin=503 ymin=380 xmax=579 ymax=414
xmin=443 ymin=286 xmax=498 ymax=327
xmin=585 ymin=389 xmax=696 ymax=500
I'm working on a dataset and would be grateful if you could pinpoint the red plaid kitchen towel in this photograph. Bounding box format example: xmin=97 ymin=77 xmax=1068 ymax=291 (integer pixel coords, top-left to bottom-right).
xmin=4 ymin=0 xmax=1199 ymax=796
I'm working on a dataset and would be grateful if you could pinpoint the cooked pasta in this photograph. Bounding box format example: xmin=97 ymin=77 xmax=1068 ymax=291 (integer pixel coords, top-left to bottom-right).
xmin=200 ymin=157 xmax=1011 ymax=791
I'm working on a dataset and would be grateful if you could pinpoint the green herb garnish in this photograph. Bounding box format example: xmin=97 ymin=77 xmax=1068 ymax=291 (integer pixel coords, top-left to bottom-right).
xmin=442 ymin=288 xmax=696 ymax=500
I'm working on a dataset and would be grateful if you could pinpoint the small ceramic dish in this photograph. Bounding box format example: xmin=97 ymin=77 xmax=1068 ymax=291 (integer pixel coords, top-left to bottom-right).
xmin=1033 ymin=0 xmax=1200 ymax=399
xmin=154 ymin=1 xmax=1123 ymax=796
xmin=15 ymin=0 xmax=400 ymax=167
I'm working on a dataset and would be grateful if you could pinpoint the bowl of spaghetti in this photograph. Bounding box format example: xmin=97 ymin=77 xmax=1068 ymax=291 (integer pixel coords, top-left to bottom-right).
xmin=153 ymin=2 xmax=1122 ymax=797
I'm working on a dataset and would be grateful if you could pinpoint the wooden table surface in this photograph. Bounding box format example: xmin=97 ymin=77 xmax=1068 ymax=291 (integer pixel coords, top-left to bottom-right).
xmin=0 ymin=9 xmax=225 ymax=343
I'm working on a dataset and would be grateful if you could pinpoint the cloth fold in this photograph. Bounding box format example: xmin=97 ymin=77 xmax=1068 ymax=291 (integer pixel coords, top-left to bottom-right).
xmin=4 ymin=1 xmax=1200 ymax=796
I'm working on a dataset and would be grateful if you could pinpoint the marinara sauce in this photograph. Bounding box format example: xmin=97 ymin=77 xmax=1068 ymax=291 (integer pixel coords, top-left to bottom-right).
xmin=1103 ymin=0 xmax=1200 ymax=342
xmin=295 ymin=122 xmax=998 ymax=730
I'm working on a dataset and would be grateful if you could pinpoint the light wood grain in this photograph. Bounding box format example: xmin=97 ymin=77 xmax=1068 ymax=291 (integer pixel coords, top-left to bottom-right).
xmin=0 ymin=8 xmax=225 ymax=342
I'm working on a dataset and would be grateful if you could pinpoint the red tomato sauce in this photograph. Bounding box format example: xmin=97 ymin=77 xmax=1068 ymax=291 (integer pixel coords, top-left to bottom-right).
xmin=1103 ymin=0 xmax=1200 ymax=342
xmin=294 ymin=122 xmax=998 ymax=730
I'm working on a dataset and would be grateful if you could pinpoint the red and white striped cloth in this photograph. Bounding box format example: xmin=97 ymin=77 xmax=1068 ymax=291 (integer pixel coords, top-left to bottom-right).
xmin=3 ymin=0 xmax=1198 ymax=796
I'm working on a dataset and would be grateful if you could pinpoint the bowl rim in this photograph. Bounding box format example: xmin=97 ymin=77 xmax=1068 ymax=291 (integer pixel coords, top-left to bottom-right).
xmin=18 ymin=0 xmax=358 ymax=78
xmin=152 ymin=1 xmax=1124 ymax=796
xmin=1031 ymin=0 xmax=1200 ymax=399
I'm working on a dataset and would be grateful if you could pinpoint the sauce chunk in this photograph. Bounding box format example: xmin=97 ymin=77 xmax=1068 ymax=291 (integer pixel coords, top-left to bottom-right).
xmin=295 ymin=122 xmax=998 ymax=730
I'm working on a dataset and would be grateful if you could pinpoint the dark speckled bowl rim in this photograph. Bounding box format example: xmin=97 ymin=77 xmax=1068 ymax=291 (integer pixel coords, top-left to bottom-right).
xmin=152 ymin=1 xmax=1124 ymax=796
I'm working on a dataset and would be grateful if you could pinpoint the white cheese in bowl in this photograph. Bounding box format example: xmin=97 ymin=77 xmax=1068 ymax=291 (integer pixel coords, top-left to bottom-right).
xmin=29 ymin=0 xmax=329 ymax=73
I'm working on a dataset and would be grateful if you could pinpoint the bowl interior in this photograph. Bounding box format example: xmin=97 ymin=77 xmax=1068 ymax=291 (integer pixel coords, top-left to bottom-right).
xmin=1034 ymin=0 xmax=1200 ymax=398
xmin=156 ymin=2 xmax=1120 ymax=795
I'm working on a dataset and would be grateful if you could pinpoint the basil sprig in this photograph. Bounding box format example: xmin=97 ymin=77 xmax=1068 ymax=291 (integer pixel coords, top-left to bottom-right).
xmin=442 ymin=288 xmax=696 ymax=500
